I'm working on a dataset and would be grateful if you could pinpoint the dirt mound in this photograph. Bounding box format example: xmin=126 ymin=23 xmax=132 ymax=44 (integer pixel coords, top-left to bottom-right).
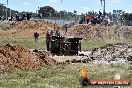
xmin=66 ymin=24 xmax=115 ymax=40
xmin=0 ymin=20 xmax=55 ymax=38
xmin=0 ymin=44 xmax=59 ymax=70
xmin=91 ymin=43 xmax=132 ymax=63
xmin=34 ymin=50 xmax=60 ymax=66
xmin=66 ymin=24 xmax=132 ymax=40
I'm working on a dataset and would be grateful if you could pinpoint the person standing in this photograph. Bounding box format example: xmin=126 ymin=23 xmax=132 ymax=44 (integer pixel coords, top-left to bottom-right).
xmin=27 ymin=13 xmax=32 ymax=20
xmin=15 ymin=13 xmax=19 ymax=21
xmin=34 ymin=32 xmax=39 ymax=49
xmin=54 ymin=23 xmax=59 ymax=29
xmin=55 ymin=29 xmax=60 ymax=37
xmin=83 ymin=16 xmax=86 ymax=23
xmin=64 ymin=24 xmax=68 ymax=35
xmin=46 ymin=30 xmax=52 ymax=51
xmin=86 ymin=16 xmax=90 ymax=24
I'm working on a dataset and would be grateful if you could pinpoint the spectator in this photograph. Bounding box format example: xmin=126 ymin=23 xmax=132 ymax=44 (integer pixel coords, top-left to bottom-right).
xmin=27 ymin=13 xmax=32 ymax=20
xmin=79 ymin=17 xmax=84 ymax=24
xmin=16 ymin=13 xmax=19 ymax=21
xmin=83 ymin=16 xmax=86 ymax=23
xmin=11 ymin=15 xmax=13 ymax=21
xmin=0 ymin=17 xmax=1 ymax=20
xmin=86 ymin=16 xmax=90 ymax=24
xmin=99 ymin=11 xmax=102 ymax=17
xmin=22 ymin=13 xmax=26 ymax=20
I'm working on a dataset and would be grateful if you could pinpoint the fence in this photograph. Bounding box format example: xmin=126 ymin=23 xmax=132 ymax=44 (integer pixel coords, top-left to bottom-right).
xmin=33 ymin=17 xmax=79 ymax=26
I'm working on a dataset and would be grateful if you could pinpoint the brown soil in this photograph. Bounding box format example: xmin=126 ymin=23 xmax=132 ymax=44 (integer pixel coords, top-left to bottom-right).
xmin=66 ymin=24 xmax=114 ymax=40
xmin=0 ymin=20 xmax=54 ymax=39
xmin=66 ymin=24 xmax=132 ymax=40
xmin=0 ymin=44 xmax=59 ymax=70
xmin=0 ymin=21 xmax=131 ymax=40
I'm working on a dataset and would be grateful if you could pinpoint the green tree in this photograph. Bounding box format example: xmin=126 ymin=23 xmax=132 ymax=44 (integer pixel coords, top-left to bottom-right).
xmin=0 ymin=3 xmax=6 ymax=16
xmin=122 ymin=13 xmax=132 ymax=25
xmin=58 ymin=10 xmax=67 ymax=19
xmin=38 ymin=6 xmax=55 ymax=17
xmin=0 ymin=3 xmax=19 ymax=17
xmin=67 ymin=12 xmax=74 ymax=17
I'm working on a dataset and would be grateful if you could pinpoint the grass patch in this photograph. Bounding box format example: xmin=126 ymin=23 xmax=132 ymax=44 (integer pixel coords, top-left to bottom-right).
xmin=0 ymin=38 xmax=46 ymax=49
xmin=0 ymin=64 xmax=131 ymax=88
xmin=81 ymin=39 xmax=114 ymax=50
xmin=0 ymin=37 xmax=131 ymax=50
xmin=81 ymin=38 xmax=132 ymax=50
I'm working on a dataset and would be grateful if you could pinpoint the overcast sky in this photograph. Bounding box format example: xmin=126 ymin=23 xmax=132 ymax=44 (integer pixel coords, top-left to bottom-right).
xmin=0 ymin=0 xmax=132 ymax=14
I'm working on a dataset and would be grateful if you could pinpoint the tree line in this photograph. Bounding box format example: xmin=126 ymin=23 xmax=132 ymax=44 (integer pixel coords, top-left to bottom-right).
xmin=38 ymin=6 xmax=78 ymax=20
